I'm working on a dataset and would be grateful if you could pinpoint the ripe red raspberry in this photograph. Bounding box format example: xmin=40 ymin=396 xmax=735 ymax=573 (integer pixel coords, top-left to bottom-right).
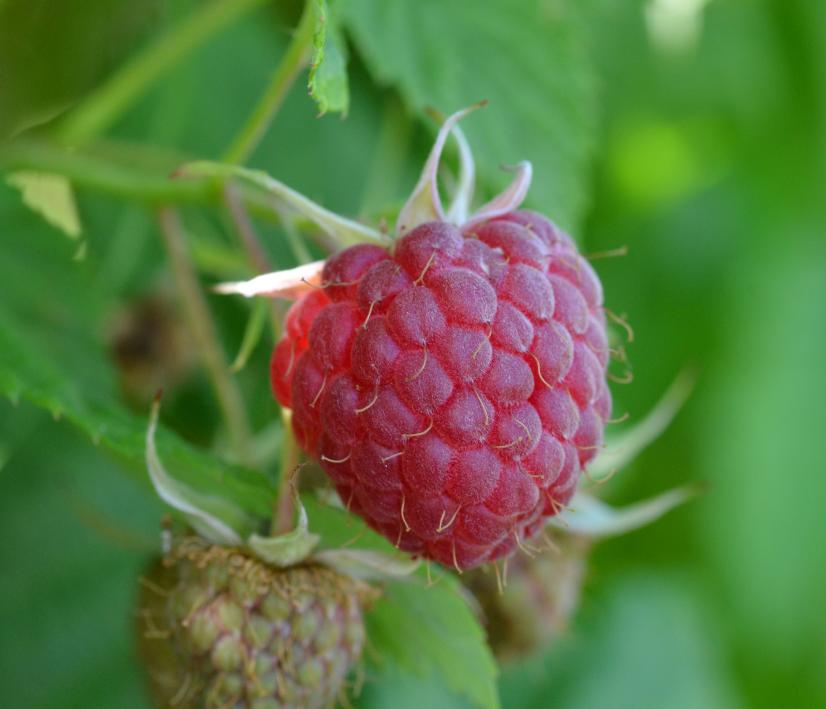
xmin=270 ymin=211 xmax=611 ymax=571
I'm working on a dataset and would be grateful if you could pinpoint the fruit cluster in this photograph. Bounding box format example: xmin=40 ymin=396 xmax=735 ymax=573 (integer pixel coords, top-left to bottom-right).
xmin=138 ymin=537 xmax=372 ymax=709
xmin=271 ymin=212 xmax=610 ymax=570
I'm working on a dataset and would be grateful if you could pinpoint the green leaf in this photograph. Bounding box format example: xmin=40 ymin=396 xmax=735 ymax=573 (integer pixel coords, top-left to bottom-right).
xmin=697 ymin=234 xmax=826 ymax=666
xmin=0 ymin=305 xmax=273 ymax=528
xmin=0 ymin=410 xmax=158 ymax=709
xmin=6 ymin=171 xmax=82 ymax=239
xmin=499 ymin=574 xmax=744 ymax=709
xmin=0 ymin=0 xmax=161 ymax=140
xmin=302 ymin=497 xmax=498 ymax=708
xmin=367 ymin=578 xmax=500 ymax=709
xmin=0 ymin=194 xmax=274 ymax=529
xmin=356 ymin=662 xmax=472 ymax=709
xmin=343 ymin=0 xmax=596 ymax=230
xmin=308 ymin=0 xmax=350 ymax=116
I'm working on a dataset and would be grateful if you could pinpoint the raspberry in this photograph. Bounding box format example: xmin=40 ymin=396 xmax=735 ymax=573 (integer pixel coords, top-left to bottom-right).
xmin=466 ymin=532 xmax=590 ymax=661
xmin=137 ymin=537 xmax=372 ymax=708
xmin=270 ymin=211 xmax=611 ymax=571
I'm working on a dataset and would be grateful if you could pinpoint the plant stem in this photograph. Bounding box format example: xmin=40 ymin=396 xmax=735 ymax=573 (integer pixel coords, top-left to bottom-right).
xmin=280 ymin=213 xmax=314 ymax=265
xmin=0 ymin=140 xmax=300 ymax=232
xmin=158 ymin=208 xmax=252 ymax=460
xmin=223 ymin=185 xmax=286 ymax=335
xmin=58 ymin=0 xmax=267 ymax=144
xmin=273 ymin=410 xmax=300 ymax=535
xmin=0 ymin=141 xmax=214 ymax=204
xmin=222 ymin=0 xmax=316 ymax=164
xmin=223 ymin=185 xmax=273 ymax=273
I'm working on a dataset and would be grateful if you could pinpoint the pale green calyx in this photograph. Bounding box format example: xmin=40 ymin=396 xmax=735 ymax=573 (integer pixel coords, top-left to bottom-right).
xmin=176 ymin=160 xmax=385 ymax=247
xmin=314 ymin=548 xmax=420 ymax=581
xmin=247 ymin=500 xmax=321 ymax=568
xmin=146 ymin=395 xmax=246 ymax=546
xmin=588 ymin=369 xmax=696 ymax=483
xmin=396 ymin=103 xmax=534 ymax=236
xmin=548 ymin=369 xmax=699 ymax=538
xmin=146 ymin=397 xmax=419 ymax=580
xmin=549 ymin=486 xmax=700 ymax=538
xmin=209 ymin=103 xmax=535 ymax=303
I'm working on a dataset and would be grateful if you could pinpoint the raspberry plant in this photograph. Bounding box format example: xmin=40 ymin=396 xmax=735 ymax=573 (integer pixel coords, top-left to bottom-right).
xmin=0 ymin=2 xmax=697 ymax=708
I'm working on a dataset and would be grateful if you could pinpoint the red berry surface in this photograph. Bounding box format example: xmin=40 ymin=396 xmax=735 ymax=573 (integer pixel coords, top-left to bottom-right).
xmin=271 ymin=212 xmax=611 ymax=570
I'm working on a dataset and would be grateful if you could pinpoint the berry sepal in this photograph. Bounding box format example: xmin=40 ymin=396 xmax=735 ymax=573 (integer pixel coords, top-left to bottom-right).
xmin=549 ymin=485 xmax=700 ymax=538
xmin=587 ymin=369 xmax=696 ymax=482
xmin=397 ymin=103 xmax=534 ymax=236
xmin=176 ymin=161 xmax=386 ymax=248
xmin=247 ymin=500 xmax=321 ymax=567
xmin=213 ymin=259 xmax=325 ymax=300
xmin=207 ymin=104 xmax=535 ymax=303
xmin=146 ymin=394 xmax=248 ymax=546
xmin=146 ymin=394 xmax=418 ymax=580
xmin=546 ymin=369 xmax=698 ymax=538
xmin=395 ymin=104 xmax=482 ymax=235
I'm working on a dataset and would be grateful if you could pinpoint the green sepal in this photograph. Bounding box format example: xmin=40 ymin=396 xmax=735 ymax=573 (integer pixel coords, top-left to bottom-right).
xmin=146 ymin=396 xmax=248 ymax=545
xmin=549 ymin=486 xmax=701 ymax=538
xmin=247 ymin=499 xmax=321 ymax=567
xmin=589 ymin=369 xmax=696 ymax=482
xmin=314 ymin=548 xmax=420 ymax=580
xmin=176 ymin=161 xmax=384 ymax=247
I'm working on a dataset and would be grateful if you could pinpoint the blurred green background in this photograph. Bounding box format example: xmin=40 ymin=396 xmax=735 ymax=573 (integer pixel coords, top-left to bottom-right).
xmin=1 ymin=1 xmax=824 ymax=707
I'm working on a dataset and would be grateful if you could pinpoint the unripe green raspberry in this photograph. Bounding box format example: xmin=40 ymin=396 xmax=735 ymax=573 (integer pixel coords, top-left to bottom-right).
xmin=137 ymin=537 xmax=375 ymax=708
xmin=465 ymin=533 xmax=590 ymax=661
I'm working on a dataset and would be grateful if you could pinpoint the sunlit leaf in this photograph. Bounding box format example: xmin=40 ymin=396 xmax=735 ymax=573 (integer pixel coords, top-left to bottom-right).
xmin=6 ymin=171 xmax=82 ymax=238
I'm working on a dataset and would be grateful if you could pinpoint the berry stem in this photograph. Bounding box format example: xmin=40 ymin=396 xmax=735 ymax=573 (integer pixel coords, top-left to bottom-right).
xmin=223 ymin=185 xmax=285 ymax=336
xmin=223 ymin=185 xmax=274 ymax=275
xmin=157 ymin=207 xmax=253 ymax=461
xmin=222 ymin=0 xmax=317 ymax=165
xmin=273 ymin=409 xmax=300 ymax=535
xmin=57 ymin=0 xmax=267 ymax=145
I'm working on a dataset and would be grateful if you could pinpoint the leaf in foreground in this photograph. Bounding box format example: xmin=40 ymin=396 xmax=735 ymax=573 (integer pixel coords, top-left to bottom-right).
xmin=302 ymin=497 xmax=499 ymax=708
